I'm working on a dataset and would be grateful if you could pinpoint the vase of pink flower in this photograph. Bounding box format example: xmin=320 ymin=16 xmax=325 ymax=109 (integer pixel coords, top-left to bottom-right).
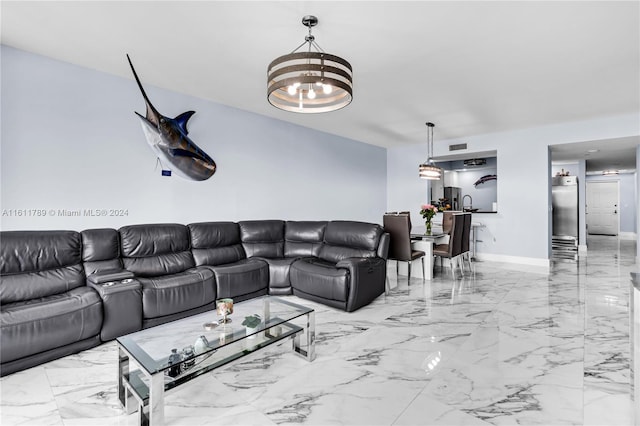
xmin=420 ymin=204 xmax=438 ymax=235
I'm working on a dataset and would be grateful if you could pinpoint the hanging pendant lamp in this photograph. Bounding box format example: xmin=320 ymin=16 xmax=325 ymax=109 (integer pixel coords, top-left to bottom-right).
xmin=419 ymin=122 xmax=443 ymax=180
xmin=267 ymin=15 xmax=353 ymax=113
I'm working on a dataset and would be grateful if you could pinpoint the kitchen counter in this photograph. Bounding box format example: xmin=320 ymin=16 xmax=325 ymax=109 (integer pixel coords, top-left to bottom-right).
xmin=465 ymin=211 xmax=498 ymax=214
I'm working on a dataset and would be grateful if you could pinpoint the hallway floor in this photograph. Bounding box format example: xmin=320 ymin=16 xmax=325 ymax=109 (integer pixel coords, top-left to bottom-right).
xmin=1 ymin=235 xmax=637 ymax=425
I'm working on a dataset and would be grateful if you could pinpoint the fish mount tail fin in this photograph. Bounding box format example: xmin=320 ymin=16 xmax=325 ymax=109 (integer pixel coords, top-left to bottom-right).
xmin=126 ymin=54 xmax=160 ymax=125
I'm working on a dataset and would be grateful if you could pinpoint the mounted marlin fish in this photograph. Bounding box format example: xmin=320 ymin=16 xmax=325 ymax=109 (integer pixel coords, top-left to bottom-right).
xmin=127 ymin=54 xmax=216 ymax=181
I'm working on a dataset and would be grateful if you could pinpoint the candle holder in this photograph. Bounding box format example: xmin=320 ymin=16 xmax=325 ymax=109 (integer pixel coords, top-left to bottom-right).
xmin=216 ymin=298 xmax=234 ymax=324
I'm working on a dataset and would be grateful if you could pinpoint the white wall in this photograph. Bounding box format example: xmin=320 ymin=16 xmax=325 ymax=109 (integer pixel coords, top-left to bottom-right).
xmin=0 ymin=46 xmax=387 ymax=231
xmin=388 ymin=114 xmax=640 ymax=266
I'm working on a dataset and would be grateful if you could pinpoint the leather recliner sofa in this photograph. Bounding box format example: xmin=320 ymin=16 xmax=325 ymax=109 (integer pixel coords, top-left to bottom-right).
xmin=0 ymin=219 xmax=389 ymax=376
xmin=0 ymin=231 xmax=104 ymax=376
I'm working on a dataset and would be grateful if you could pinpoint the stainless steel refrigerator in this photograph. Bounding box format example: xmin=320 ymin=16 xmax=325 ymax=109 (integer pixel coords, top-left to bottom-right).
xmin=444 ymin=187 xmax=462 ymax=211
xmin=552 ymin=176 xmax=578 ymax=252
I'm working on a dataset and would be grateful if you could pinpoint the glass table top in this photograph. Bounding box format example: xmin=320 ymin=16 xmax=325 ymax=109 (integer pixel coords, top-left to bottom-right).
xmin=117 ymin=296 xmax=313 ymax=375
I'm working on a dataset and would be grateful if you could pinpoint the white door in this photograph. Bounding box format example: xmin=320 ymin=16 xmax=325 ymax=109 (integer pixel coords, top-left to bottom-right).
xmin=586 ymin=181 xmax=619 ymax=235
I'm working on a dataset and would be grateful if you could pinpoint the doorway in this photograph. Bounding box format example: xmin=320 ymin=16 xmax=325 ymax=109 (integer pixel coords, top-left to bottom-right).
xmin=586 ymin=181 xmax=619 ymax=235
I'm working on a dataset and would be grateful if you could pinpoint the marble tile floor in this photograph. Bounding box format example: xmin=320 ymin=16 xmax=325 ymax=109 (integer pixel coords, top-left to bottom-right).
xmin=1 ymin=235 xmax=637 ymax=425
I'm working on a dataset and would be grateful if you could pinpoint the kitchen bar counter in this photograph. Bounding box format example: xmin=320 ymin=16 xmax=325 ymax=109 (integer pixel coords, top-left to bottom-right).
xmin=464 ymin=211 xmax=497 ymax=213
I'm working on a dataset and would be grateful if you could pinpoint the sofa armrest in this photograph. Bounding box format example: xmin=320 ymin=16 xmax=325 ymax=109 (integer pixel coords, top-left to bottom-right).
xmin=377 ymin=233 xmax=390 ymax=260
xmin=87 ymin=279 xmax=142 ymax=341
xmin=87 ymin=269 xmax=134 ymax=285
xmin=336 ymin=257 xmax=386 ymax=312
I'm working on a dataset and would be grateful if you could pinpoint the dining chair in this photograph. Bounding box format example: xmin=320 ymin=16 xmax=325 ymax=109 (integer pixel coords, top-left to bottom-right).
xmin=433 ymin=213 xmax=464 ymax=280
xmin=383 ymin=213 xmax=425 ymax=284
xmin=441 ymin=210 xmax=462 ymax=235
xmin=460 ymin=213 xmax=472 ymax=272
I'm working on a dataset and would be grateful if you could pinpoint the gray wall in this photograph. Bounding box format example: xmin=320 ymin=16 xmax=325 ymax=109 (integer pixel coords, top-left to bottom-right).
xmin=1 ymin=46 xmax=387 ymax=230
xmin=455 ymin=168 xmax=497 ymax=212
xmin=388 ymin=114 xmax=639 ymax=265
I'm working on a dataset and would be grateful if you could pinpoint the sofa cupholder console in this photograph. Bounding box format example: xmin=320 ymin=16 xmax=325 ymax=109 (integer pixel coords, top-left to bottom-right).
xmin=0 ymin=219 xmax=390 ymax=376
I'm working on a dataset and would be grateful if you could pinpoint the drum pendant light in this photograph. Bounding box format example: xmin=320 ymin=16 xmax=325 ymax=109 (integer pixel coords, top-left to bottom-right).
xmin=267 ymin=15 xmax=353 ymax=113
xmin=419 ymin=122 xmax=443 ymax=180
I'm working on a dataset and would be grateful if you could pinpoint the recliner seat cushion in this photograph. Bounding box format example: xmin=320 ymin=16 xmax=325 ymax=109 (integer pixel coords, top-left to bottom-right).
xmin=256 ymin=257 xmax=297 ymax=293
xmin=0 ymin=287 xmax=102 ymax=363
xmin=207 ymin=258 xmax=269 ymax=301
xmin=290 ymin=258 xmax=349 ymax=303
xmin=119 ymin=224 xmax=195 ymax=277
xmin=138 ymin=267 xmax=215 ymax=319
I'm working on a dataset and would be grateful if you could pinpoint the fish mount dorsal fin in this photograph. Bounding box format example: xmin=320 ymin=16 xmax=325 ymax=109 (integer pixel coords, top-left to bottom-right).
xmin=174 ymin=111 xmax=196 ymax=135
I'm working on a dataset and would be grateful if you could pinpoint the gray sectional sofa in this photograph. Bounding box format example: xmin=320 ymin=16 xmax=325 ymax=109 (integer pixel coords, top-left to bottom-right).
xmin=0 ymin=220 xmax=389 ymax=376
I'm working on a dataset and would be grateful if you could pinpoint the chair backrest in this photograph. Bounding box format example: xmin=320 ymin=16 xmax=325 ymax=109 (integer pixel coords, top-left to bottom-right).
xmin=383 ymin=214 xmax=412 ymax=261
xmin=461 ymin=213 xmax=472 ymax=253
xmin=386 ymin=211 xmax=412 ymax=231
xmin=448 ymin=214 xmax=465 ymax=257
xmin=399 ymin=211 xmax=412 ymax=232
xmin=442 ymin=210 xmax=462 ymax=234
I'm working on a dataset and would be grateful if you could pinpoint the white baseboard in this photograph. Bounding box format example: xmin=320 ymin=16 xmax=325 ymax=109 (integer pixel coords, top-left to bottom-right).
xmin=619 ymin=232 xmax=637 ymax=240
xmin=474 ymin=253 xmax=551 ymax=269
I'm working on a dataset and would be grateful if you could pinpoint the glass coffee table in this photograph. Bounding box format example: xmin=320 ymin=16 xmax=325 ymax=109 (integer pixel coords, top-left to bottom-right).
xmin=117 ymin=296 xmax=315 ymax=425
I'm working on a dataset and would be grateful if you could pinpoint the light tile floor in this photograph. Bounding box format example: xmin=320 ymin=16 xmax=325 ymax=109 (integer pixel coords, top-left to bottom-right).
xmin=1 ymin=235 xmax=637 ymax=425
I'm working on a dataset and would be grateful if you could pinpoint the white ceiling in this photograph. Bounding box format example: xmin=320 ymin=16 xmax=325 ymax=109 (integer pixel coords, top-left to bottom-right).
xmin=2 ymin=1 xmax=639 ymax=171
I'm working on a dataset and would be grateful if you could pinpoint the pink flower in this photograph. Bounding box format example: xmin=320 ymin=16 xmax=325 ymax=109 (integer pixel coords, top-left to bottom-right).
xmin=419 ymin=204 xmax=438 ymax=220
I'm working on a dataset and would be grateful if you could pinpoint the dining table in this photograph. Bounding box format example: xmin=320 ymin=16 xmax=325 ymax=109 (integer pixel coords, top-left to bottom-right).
xmin=406 ymin=226 xmax=447 ymax=280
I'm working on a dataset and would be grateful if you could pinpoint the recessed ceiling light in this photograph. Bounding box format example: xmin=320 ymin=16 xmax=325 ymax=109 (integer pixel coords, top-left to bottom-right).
xmin=587 ymin=149 xmax=599 ymax=153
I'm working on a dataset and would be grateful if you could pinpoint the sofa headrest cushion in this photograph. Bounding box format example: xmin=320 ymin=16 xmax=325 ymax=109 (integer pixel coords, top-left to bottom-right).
xmin=284 ymin=221 xmax=327 ymax=258
xmin=81 ymin=228 xmax=120 ymax=262
xmin=119 ymin=224 xmax=190 ymax=257
xmin=239 ymin=220 xmax=284 ymax=243
xmin=239 ymin=220 xmax=285 ymax=258
xmin=188 ymin=222 xmax=240 ymax=248
xmin=188 ymin=222 xmax=246 ymax=266
xmin=323 ymin=221 xmax=383 ymax=251
xmin=1 ymin=230 xmax=82 ymax=275
xmin=285 ymin=221 xmax=327 ymax=243
xmin=1 ymin=231 xmax=84 ymax=304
